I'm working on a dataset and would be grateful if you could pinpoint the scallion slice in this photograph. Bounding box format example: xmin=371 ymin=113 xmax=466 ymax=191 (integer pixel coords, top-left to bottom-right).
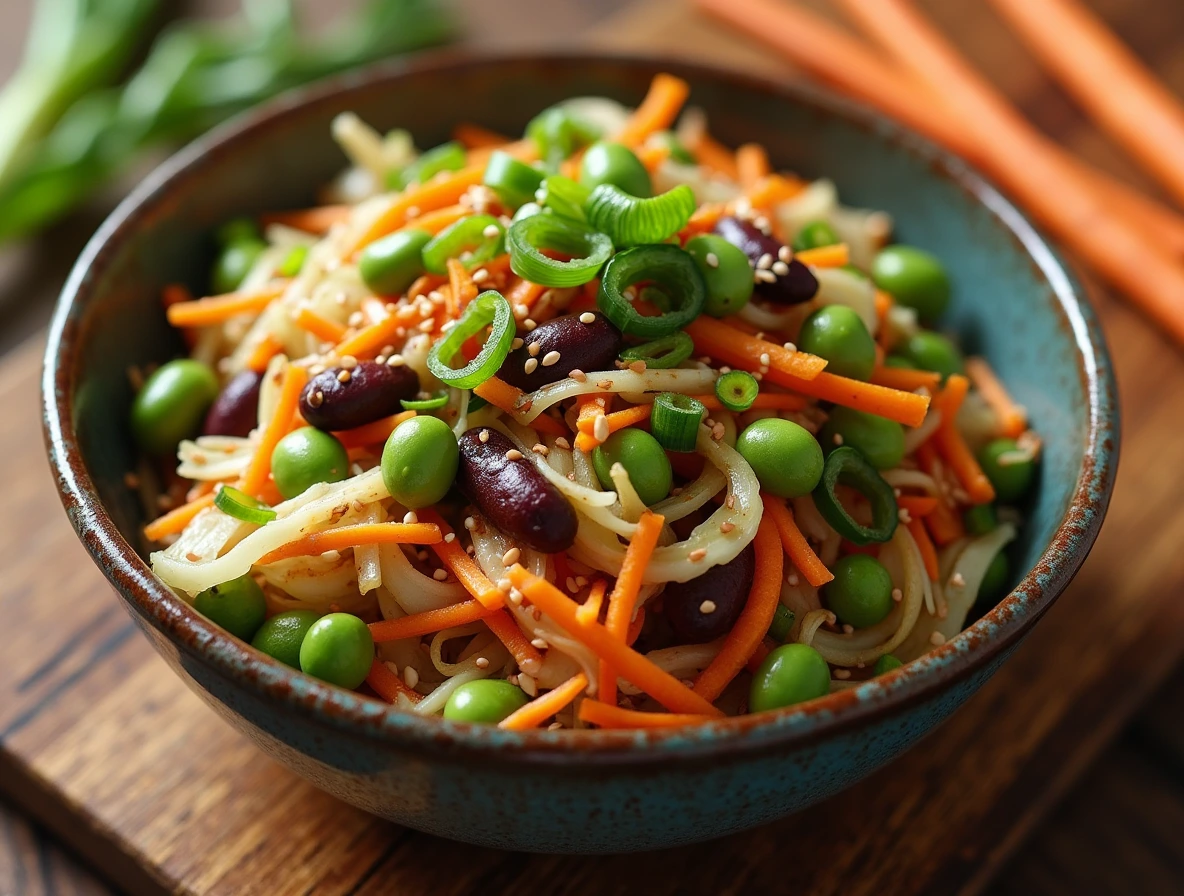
xmin=768 ymin=604 xmax=796 ymax=643
xmin=400 ymin=392 xmax=449 ymax=411
xmin=526 ymin=106 xmax=598 ymax=170
xmin=426 ymin=290 xmax=516 ymax=389
xmin=535 ymin=174 xmax=590 ymax=222
xmin=506 ymin=214 xmax=613 ymax=287
xmin=715 ymin=370 xmax=760 ymax=412
xmin=618 ymin=331 xmax=694 ymax=370
xmin=421 ymin=214 xmax=504 ymax=274
xmin=214 ymin=485 xmax=277 ymax=525
xmin=278 ymin=245 xmax=308 ymax=278
xmin=403 ymin=141 xmax=467 ymax=186
xmin=586 ymin=183 xmax=696 ymax=247
xmin=484 ymin=151 xmax=544 ymax=209
xmin=651 ymin=392 xmax=705 ymax=452
xmin=597 ymin=244 xmax=706 ymax=339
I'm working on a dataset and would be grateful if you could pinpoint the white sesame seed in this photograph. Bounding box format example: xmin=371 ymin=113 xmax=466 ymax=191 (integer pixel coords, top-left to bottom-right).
xmin=337 ymin=369 xmax=352 ymax=383
xmin=688 ymin=548 xmax=708 ymax=562
xmin=787 ymin=573 xmax=800 ymax=586
xmin=505 ymin=449 xmax=524 ymax=461
xmin=566 ymin=576 xmax=579 ymax=593
xmin=519 ymin=673 xmax=538 ymax=697
xmin=778 ymin=245 xmax=793 ymax=263
xmin=475 ymin=657 xmax=490 ymax=669
xmin=842 ymin=624 xmax=855 ymax=634
xmin=404 ymin=666 xmax=419 ymax=688
xmin=530 ymin=638 xmax=548 ymax=650
xmin=705 ymin=252 xmax=720 ymax=268
xmin=628 ymin=360 xmax=646 ymax=374
xmin=482 ymin=223 xmax=501 ymax=239
xmin=949 ymin=572 xmax=966 ymax=588
xmin=757 ymin=253 xmax=773 ymax=270
xmin=898 ymin=508 xmax=912 ymax=523
xmin=754 ymin=216 xmax=771 ymax=232
xmin=699 ymin=600 xmax=717 ymax=614
xmin=755 ymin=269 xmax=777 ymax=284
xmin=593 ymin=415 xmax=610 ymax=442
xmin=568 ymin=369 xmax=587 ymax=382
xmin=513 ymin=303 xmax=529 ymax=317
xmin=502 ymin=547 xmax=521 ymax=566
xmin=834 ymin=668 xmax=852 ymax=680
xmin=403 ymin=511 xmax=418 ymax=524
xmin=444 ymin=532 xmax=456 ymax=544
xmin=772 ymin=260 xmax=790 ymax=276
xmin=712 ymin=423 xmax=725 ymax=440
xmin=527 ymin=341 xmax=541 ymax=357
xmin=511 ymin=337 xmax=524 ymax=350
xmin=524 ymin=319 xmax=537 ymax=331
xmin=783 ymin=342 xmax=796 ymax=353
xmin=720 ymin=521 xmax=735 ymax=534
xmin=464 ymin=516 xmax=476 ymax=530
xmin=542 ymin=350 xmax=561 ymax=367
xmin=833 ymin=433 xmax=844 ymax=445
xmin=930 ymin=631 xmax=947 ymax=646
xmin=554 ymin=436 xmax=571 ymax=450
xmin=548 ymin=722 xmax=563 ymax=731
xmin=433 ymin=568 xmax=448 ymax=581
xmin=579 ymin=311 xmax=597 ymax=324
xmin=417 ymin=319 xmax=434 ymax=333
xmin=524 ymin=357 xmax=539 ymax=374
xmin=759 ymin=352 xmax=771 ymax=367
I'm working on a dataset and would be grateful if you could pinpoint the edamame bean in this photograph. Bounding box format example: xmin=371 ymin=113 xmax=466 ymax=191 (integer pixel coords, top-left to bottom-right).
xmin=824 ymin=554 xmax=894 ymax=628
xmin=798 ymin=305 xmax=876 ymax=381
xmin=749 ymin=643 xmax=831 ymax=712
xmin=299 ymin=613 xmax=373 ymax=689
xmin=251 ymin=610 xmax=320 ymax=668
xmin=872 ymin=245 xmax=951 ymax=320
xmin=381 ymin=415 xmax=459 ymax=509
xmin=685 ymin=234 xmax=754 ymax=316
xmin=792 ymin=220 xmax=840 ymax=252
xmin=579 ymin=142 xmax=652 ymax=197
xmin=271 ymin=427 xmax=349 ymax=499
xmin=978 ymin=438 xmax=1035 ymax=503
xmin=736 ymin=418 xmax=824 ymax=498
xmin=194 ymin=574 xmax=267 ymax=641
xmin=443 ymin=679 xmax=529 ymax=723
xmin=359 ymin=228 xmax=432 ymax=296
xmin=592 ymin=428 xmax=673 ymax=506
xmin=131 ymin=358 xmax=219 ymax=454
xmin=900 ymin=330 xmax=964 ymax=379
xmin=818 ymin=407 xmax=905 ymax=470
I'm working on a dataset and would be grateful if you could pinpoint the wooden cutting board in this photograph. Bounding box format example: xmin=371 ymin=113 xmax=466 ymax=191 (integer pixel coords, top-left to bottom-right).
xmin=7 ymin=3 xmax=1184 ymax=894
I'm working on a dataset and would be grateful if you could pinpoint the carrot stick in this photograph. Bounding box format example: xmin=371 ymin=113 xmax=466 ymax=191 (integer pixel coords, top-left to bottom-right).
xmin=472 ymin=375 xmax=529 ymax=415
xmin=898 ymin=495 xmax=939 ymax=517
xmin=257 ymin=522 xmax=441 ymax=565
xmin=907 ymin=518 xmax=940 ymax=581
xmin=794 ymin=243 xmax=850 ymax=268
xmin=245 ymin=335 xmax=283 ymax=372
xmin=447 ymin=257 xmax=478 ymax=310
xmin=762 ymin=495 xmax=834 ymax=587
xmin=334 ymin=303 xmax=433 ymax=359
xmin=685 ymin=318 xmax=828 ymax=381
xmin=615 ymin=73 xmax=691 ymax=147
xmin=572 ymin=394 xmax=612 ymax=452
xmin=682 ymin=201 xmax=729 ymax=239
xmin=506 ymin=277 xmax=548 ymax=309
xmin=691 ymin=392 xmax=808 ymax=412
xmin=578 ymin=701 xmax=718 ymax=729
xmin=454 ymin=122 xmax=512 ymax=149
xmin=369 ymin=600 xmax=495 ymax=643
xmin=578 ymin=403 xmax=651 ymax=438
xmin=686 ymin=131 xmax=740 ymax=181
xmin=576 ymin=579 xmax=608 ymax=627
xmin=143 ymin=493 xmax=216 ymax=541
xmin=870 ymin=365 xmax=941 ymax=392
xmin=836 ymin=0 xmax=1184 ymax=344
xmin=333 ymin=410 xmax=416 ymax=450
xmin=735 ymin=143 xmax=770 ymax=190
xmin=499 ymin=673 xmax=589 ymax=730
xmin=292 ymin=307 xmax=348 ymax=343
xmin=166 ymin=284 xmax=287 ymax=328
xmin=916 ymin=441 xmax=966 ymax=546
xmin=484 ymin=609 xmax=544 ymax=675
xmin=693 ymin=515 xmax=784 ymax=701
xmin=932 ymin=374 xmax=996 ymax=504
xmin=636 ymin=143 xmax=672 ymax=174
xmin=366 ymin=659 xmax=423 ymax=704
xmin=600 ymin=511 xmax=665 ymax=706
xmin=745 ymin=174 xmax=806 ymax=209
xmin=408 ymin=204 xmax=471 ymax=236
xmin=260 ymin=205 xmax=351 ymax=232
xmin=506 ymin=565 xmax=723 ymax=717
xmin=965 ymin=357 xmax=1027 ymax=439
xmin=239 ymin=364 xmax=307 ymax=497
xmin=416 ymin=509 xmax=504 ymax=610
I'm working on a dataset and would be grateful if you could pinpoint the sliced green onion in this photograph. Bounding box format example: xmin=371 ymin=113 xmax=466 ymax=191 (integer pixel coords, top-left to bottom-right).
xmin=586 ymin=183 xmax=696 ymax=247
xmin=507 ymin=214 xmax=613 ymax=287
xmin=619 ymin=332 xmax=694 ymax=370
xmin=526 ymin=106 xmax=598 ymax=170
xmin=812 ymin=446 xmax=898 ymax=545
xmin=652 ymin=131 xmax=696 ymax=165
xmin=466 ymin=393 xmax=489 ymax=412
xmin=597 ymin=244 xmax=706 ymax=339
xmin=278 ymin=245 xmax=308 ymax=278
xmin=421 ymin=215 xmax=505 ymax=274
xmin=715 ymin=370 xmax=760 ymax=412
xmin=768 ymin=604 xmax=796 ymax=643
xmin=536 ymin=174 xmax=590 ymax=222
xmin=484 ymin=151 xmax=544 ymax=209
xmin=651 ymin=392 xmax=705 ymax=452
xmin=400 ymin=392 xmax=449 ymax=411
xmin=403 ymin=141 xmax=466 ymax=186
xmin=427 ymin=290 xmax=516 ymax=389
xmin=214 ymin=485 xmax=277 ymax=525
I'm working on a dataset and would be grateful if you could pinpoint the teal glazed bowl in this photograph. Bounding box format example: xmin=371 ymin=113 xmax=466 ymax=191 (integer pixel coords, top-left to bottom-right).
xmin=43 ymin=53 xmax=1117 ymax=852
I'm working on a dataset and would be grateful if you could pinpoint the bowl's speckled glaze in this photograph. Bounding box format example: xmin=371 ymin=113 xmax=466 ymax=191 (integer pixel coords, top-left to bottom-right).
xmin=43 ymin=53 xmax=1117 ymax=853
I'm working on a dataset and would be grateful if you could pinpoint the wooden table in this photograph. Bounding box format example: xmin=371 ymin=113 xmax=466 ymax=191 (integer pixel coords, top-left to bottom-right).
xmin=5 ymin=1 xmax=1184 ymax=894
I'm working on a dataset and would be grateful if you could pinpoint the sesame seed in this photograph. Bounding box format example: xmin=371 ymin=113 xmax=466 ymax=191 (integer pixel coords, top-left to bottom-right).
xmin=482 ymin=223 xmax=501 ymax=239
xmin=688 ymin=548 xmax=708 ymax=562
xmin=628 ymin=360 xmax=646 ymax=373
xmin=348 ymin=312 xmax=365 ymax=328
xmin=712 ymin=423 xmax=725 ymax=440
xmin=566 ymin=577 xmax=579 ymax=592
xmin=699 ymin=600 xmax=717 ymax=614
xmin=337 ymin=369 xmax=352 ymax=383
xmin=754 ymin=269 xmax=777 ymax=284
xmin=475 ymin=657 xmax=490 ymax=669
xmin=759 ymin=352 xmax=771 ymax=367
xmin=308 ymin=390 xmax=324 ymax=408
xmin=403 ymin=511 xmax=418 ymax=524
xmin=502 ymin=547 xmax=521 ymax=566
xmin=698 ymin=355 xmax=713 ymax=364
xmin=834 ymin=668 xmax=852 ymax=680
xmin=778 ymin=245 xmax=793 ymax=263
xmin=930 ymin=631 xmax=947 ymax=646
xmin=568 ymin=369 xmax=587 ymax=383
xmin=464 ymin=516 xmax=477 ymax=530
xmin=417 ymin=319 xmax=434 ymax=333
xmin=513 ymin=303 xmax=529 ymax=317
xmin=842 ymin=624 xmax=855 ymax=634
xmin=542 ymin=350 xmax=561 ymax=367
xmin=787 ymin=573 xmax=800 ymax=586
xmin=186 ymin=551 xmax=201 ymax=562
xmin=720 ymin=521 xmax=735 ymax=534
xmin=404 ymin=666 xmax=419 ymax=688
xmin=524 ymin=357 xmax=539 ymax=374
xmin=772 ymin=260 xmax=790 ymax=276
xmin=505 ymin=449 xmax=524 ymax=461
xmin=519 ymin=673 xmax=538 ymax=697
xmin=596 ymin=379 xmax=613 ymax=389
xmin=567 ymin=471 xmax=577 ymax=481
xmin=530 ymin=638 xmax=548 ymax=650
xmin=479 ymin=429 xmax=490 ymax=443
xmin=444 ymin=532 xmax=456 ymax=544
xmin=754 ymin=216 xmax=771 ymax=232
xmin=593 ymin=415 xmax=610 ymax=442
xmin=471 ymin=268 xmax=489 ymax=284
xmin=833 ymin=433 xmax=844 ymax=445
xmin=705 ymin=252 xmax=720 ymax=268
xmin=527 ymin=341 xmax=541 ymax=357
xmin=949 ymin=572 xmax=966 ymax=588
xmin=432 ymin=568 xmax=448 ymax=581
xmin=496 ymin=578 xmax=513 ymax=594
xmin=523 ymin=319 xmax=537 ymax=331
xmin=757 ymin=253 xmax=773 ymax=270
xmin=532 ymin=443 xmax=549 ymax=456
xmin=898 ymin=508 xmax=912 ymax=523
xmin=548 ymin=722 xmax=563 ymax=731
xmin=579 ymin=311 xmax=597 ymax=324
xmin=783 ymin=342 xmax=797 ymax=352
xmin=511 ymin=337 xmax=524 ymax=350
xmin=308 ymin=364 xmax=326 ymax=376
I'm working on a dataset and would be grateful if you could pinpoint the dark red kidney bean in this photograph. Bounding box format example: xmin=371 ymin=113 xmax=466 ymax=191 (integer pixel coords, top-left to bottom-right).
xmin=714 ymin=215 xmax=818 ymax=305
xmin=495 ymin=312 xmax=623 ymax=392
xmin=662 ymin=543 xmax=756 ymax=643
xmin=300 ymin=361 xmax=420 ymax=431
xmin=456 ymin=427 xmax=578 ymax=553
xmin=203 ymin=370 xmax=263 ymax=438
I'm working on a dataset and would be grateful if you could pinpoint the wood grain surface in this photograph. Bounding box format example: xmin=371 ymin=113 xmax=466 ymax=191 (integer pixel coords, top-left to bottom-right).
xmin=4 ymin=0 xmax=1184 ymax=894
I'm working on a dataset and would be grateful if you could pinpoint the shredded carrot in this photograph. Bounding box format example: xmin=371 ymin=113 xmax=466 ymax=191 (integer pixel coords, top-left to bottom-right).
xmin=366 ymin=659 xmax=423 ymax=704
xmin=693 ymin=515 xmax=784 ymax=701
xmin=506 ymin=565 xmax=723 ymax=716
xmin=292 ymin=306 xmax=348 ymax=343
xmin=636 ymin=143 xmax=672 ymax=174
xmin=245 ymin=334 xmax=283 ymax=372
xmin=794 ymin=243 xmax=850 ymax=268
xmin=447 ymin=258 xmax=477 ymax=314
xmin=416 ymin=509 xmax=504 ymax=610
xmin=932 ymin=374 xmax=996 ymax=504
xmin=472 ymin=376 xmax=528 ymax=416
xmin=453 ymin=122 xmax=512 ymax=149
xmin=166 ymin=284 xmax=287 ymax=328
xmin=408 ymin=273 xmax=447 ymax=300
xmin=257 ymin=522 xmax=441 ymax=565
xmin=874 ymin=289 xmax=893 ymax=332
xmin=965 ymin=357 xmax=1027 ymax=438
xmin=499 ymin=673 xmax=589 ymax=730
xmin=745 ymin=174 xmax=806 ymax=209
xmin=781 ymin=370 xmax=930 ymax=427
xmin=406 ymin=204 xmax=471 ymax=237
xmin=369 ymin=599 xmax=494 ymax=643
xmin=907 ymin=518 xmax=940 ymax=581
xmin=161 ymin=284 xmax=193 ymax=307
xmin=870 ymin=365 xmax=941 ymax=392
xmin=143 ymin=493 xmax=216 ymax=541
xmin=576 ymin=579 xmax=608 ymax=627
xmin=681 ymin=201 xmax=728 ymax=238
xmin=616 ymin=73 xmax=691 ymax=147
xmin=684 ymin=318 xmax=828 ymax=381
xmin=506 ymin=277 xmax=548 ymax=309
xmin=735 ymin=143 xmax=770 ymax=189
xmin=690 ymin=392 xmax=807 ymax=412
xmin=260 ymin=205 xmax=352 ymax=233
xmin=484 ymin=609 xmax=545 ymax=674
xmin=527 ymin=412 xmax=570 ymax=438
xmin=572 ymin=394 xmax=613 ymax=452
xmin=762 ymin=495 xmax=833 ymax=587
xmin=578 ymin=403 xmax=651 ymax=439
xmin=186 ymin=479 xmax=218 ymax=503
xmin=578 ymin=701 xmax=718 ymax=729
xmin=916 ymin=441 xmax=966 ymax=546
xmin=600 ymin=511 xmax=665 ymax=705
xmin=898 ymin=495 xmax=939 ymax=517
xmin=334 ymin=302 xmax=434 ymax=359
xmin=687 ymin=131 xmax=740 ymax=180
xmin=333 ymin=410 xmax=416 ymax=450
xmin=239 ymin=364 xmax=307 ymax=497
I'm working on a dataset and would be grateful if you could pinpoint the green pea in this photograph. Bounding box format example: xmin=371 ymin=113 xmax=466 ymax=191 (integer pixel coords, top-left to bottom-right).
xmin=685 ymin=234 xmax=754 ymax=316
xmin=381 ymin=415 xmax=459 ymax=509
xmin=963 ymin=503 xmax=997 ymax=536
xmin=271 ymin=427 xmax=349 ymax=499
xmin=251 ymin=609 xmax=320 ymax=668
xmin=652 ymin=131 xmax=696 ymax=165
xmin=194 ymin=575 xmax=267 ymax=641
xmin=792 ymin=219 xmax=840 ymax=252
xmin=900 ymin=330 xmax=964 ymax=379
xmin=818 ymin=407 xmax=905 ymax=470
xmin=824 ymin=554 xmax=894 ymax=628
xmin=883 ymin=354 xmax=916 ymax=369
xmin=978 ymin=551 xmax=1010 ymax=605
xmin=798 ymin=305 xmax=877 ymax=381
xmin=873 ymin=654 xmax=903 ymax=675
xmin=443 ymin=679 xmax=529 ymax=723
xmin=736 ymin=418 xmax=824 ymax=498
xmin=749 ymin=643 xmax=831 ymax=713
xmin=872 ymin=245 xmax=951 ymax=320
xmin=579 ymin=141 xmax=652 ymax=197
xmin=592 ymin=428 xmax=673 ymax=506
xmin=299 ymin=613 xmax=374 ymax=689
xmin=212 ymin=238 xmax=267 ymax=294
xmin=131 ymin=358 xmax=219 ymax=454
xmin=359 ymin=228 xmax=432 ymax=296
xmin=216 ymin=217 xmax=260 ymax=246
xmin=978 ymin=438 xmax=1035 ymax=504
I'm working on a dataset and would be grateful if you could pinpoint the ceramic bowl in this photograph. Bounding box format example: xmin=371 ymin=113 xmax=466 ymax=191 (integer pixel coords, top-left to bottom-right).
xmin=43 ymin=53 xmax=1117 ymax=853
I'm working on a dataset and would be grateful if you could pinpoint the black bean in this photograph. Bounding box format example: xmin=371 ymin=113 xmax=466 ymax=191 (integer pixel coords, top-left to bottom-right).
xmin=203 ymin=370 xmax=263 ymax=438
xmin=456 ymin=427 xmax=577 ymax=553
xmin=714 ymin=215 xmax=818 ymax=305
xmin=495 ymin=312 xmax=623 ymax=392
xmin=662 ymin=543 xmax=756 ymax=643
xmin=300 ymin=361 xmax=419 ymax=432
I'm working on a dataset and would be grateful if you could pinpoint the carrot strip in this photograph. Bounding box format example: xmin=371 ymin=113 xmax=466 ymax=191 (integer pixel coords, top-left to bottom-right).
xmin=416 ymin=509 xmax=504 ymax=610
xmin=506 ymin=277 xmax=548 ymax=309
xmin=257 ymin=522 xmax=441 ymax=565
xmin=333 ymin=410 xmax=416 ymax=450
xmin=484 ymin=609 xmax=544 ymax=674
xmin=334 ymin=303 xmax=433 ymax=359
xmin=446 ymin=257 xmax=478 ymax=311
xmin=965 ymin=357 xmax=1027 ymax=439
xmin=143 ymin=493 xmax=216 ymax=542
xmin=735 ymin=143 xmax=770 ymax=189
xmin=690 ymin=392 xmax=808 ymax=412
xmin=454 ymin=123 xmax=513 ymax=149
xmin=600 ymin=511 xmax=665 ymax=706
xmin=366 ymin=659 xmax=423 ymax=704
xmin=527 ymin=412 xmax=570 ymax=438
xmin=616 ymin=73 xmax=691 ymax=147
xmin=693 ymin=515 xmax=784 ymax=701
xmin=916 ymin=441 xmax=966 ymax=546
xmin=166 ymin=284 xmax=287 ymax=328
xmin=687 ymin=131 xmax=740 ymax=180
xmin=369 ymin=599 xmax=495 ymax=643
xmin=762 ymin=495 xmax=834 ymax=587
xmin=745 ymin=174 xmax=806 ymax=209
xmin=245 ymin=335 xmax=283 ymax=372
xmin=408 ymin=204 xmax=471 ymax=236
xmin=932 ymin=374 xmax=996 ymax=504
xmin=499 ymin=673 xmax=589 ymax=730
xmin=472 ymin=376 xmax=528 ymax=415
xmin=578 ymin=403 xmax=651 ymax=438
xmin=681 ymin=201 xmax=728 ymax=239
xmin=684 ymin=318 xmax=827 ymax=381
xmin=870 ymin=365 xmax=941 ymax=392
xmin=239 ymin=365 xmax=307 ymax=497
xmin=907 ymin=518 xmax=940 ymax=581
xmin=578 ymin=701 xmax=718 ymax=729
xmin=261 ymin=205 xmax=351 ymax=232
xmin=576 ymin=579 xmax=608 ymax=627
xmin=185 ymin=479 xmax=218 ymax=503
xmin=292 ymin=307 xmax=348 ymax=343
xmin=636 ymin=143 xmax=672 ymax=174
xmin=506 ymin=566 xmax=722 ymax=716
xmin=898 ymin=495 xmax=939 ymax=517
xmin=794 ymin=243 xmax=850 ymax=268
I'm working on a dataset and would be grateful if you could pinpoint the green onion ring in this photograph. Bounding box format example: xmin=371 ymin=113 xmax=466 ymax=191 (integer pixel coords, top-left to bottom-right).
xmin=618 ymin=331 xmax=694 ymax=370
xmin=811 ymin=446 xmax=899 ymax=545
xmin=651 ymin=392 xmax=706 ymax=452
xmin=214 ymin=485 xmax=277 ymax=525
xmin=536 ymin=174 xmax=591 ymax=222
xmin=483 ymin=151 xmax=544 ymax=209
xmin=426 ymin=290 xmax=516 ymax=389
xmin=714 ymin=370 xmax=760 ymax=412
xmin=597 ymin=244 xmax=706 ymax=339
xmin=506 ymin=214 xmax=613 ymax=287
xmin=400 ymin=392 xmax=450 ymax=411
xmin=421 ymin=214 xmax=505 ymax=274
xmin=586 ymin=183 xmax=696 ymax=246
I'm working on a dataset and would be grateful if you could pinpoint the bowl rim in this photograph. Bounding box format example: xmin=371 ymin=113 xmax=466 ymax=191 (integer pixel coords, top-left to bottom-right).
xmin=42 ymin=49 xmax=1118 ymax=764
